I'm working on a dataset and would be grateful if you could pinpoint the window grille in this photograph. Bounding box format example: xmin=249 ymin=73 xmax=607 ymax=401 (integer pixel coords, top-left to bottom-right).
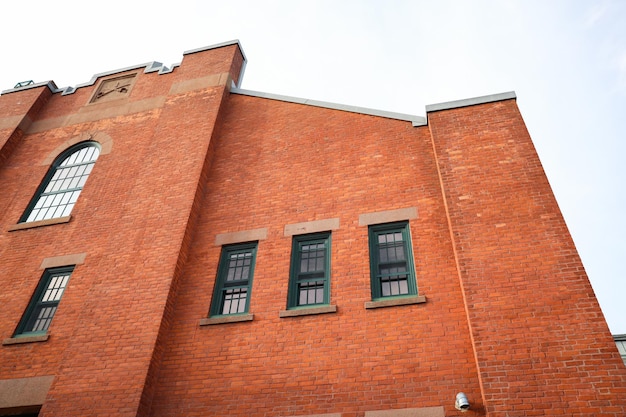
xmin=15 ymin=266 xmax=74 ymax=336
xmin=211 ymin=243 xmax=257 ymax=316
xmin=288 ymin=233 xmax=331 ymax=308
xmin=21 ymin=142 xmax=100 ymax=223
xmin=368 ymin=222 xmax=417 ymax=300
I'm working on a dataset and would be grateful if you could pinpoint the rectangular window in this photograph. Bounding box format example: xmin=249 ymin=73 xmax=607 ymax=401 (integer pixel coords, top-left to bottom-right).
xmin=615 ymin=336 xmax=626 ymax=366
xmin=211 ymin=242 xmax=257 ymax=316
xmin=368 ymin=222 xmax=417 ymax=300
xmin=288 ymin=233 xmax=331 ymax=308
xmin=15 ymin=266 xmax=74 ymax=336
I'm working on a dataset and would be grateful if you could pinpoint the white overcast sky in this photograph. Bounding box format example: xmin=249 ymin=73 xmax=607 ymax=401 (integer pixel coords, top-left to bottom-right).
xmin=1 ymin=1 xmax=624 ymax=333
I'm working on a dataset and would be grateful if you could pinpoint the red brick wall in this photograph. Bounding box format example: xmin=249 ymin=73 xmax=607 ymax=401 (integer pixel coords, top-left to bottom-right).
xmin=0 ymin=85 xmax=51 ymax=164
xmin=1 ymin=43 xmax=624 ymax=417
xmin=429 ymin=99 xmax=626 ymax=416
xmin=0 ymin=44 xmax=244 ymax=417
xmin=148 ymin=95 xmax=483 ymax=417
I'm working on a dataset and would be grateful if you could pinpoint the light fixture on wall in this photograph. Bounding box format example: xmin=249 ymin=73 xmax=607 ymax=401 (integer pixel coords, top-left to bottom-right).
xmin=455 ymin=392 xmax=470 ymax=412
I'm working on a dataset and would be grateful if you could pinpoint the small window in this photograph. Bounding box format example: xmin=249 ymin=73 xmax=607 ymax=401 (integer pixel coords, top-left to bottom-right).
xmin=20 ymin=142 xmax=100 ymax=223
xmin=210 ymin=243 xmax=257 ymax=316
xmin=15 ymin=266 xmax=74 ymax=336
xmin=368 ymin=222 xmax=417 ymax=300
xmin=288 ymin=233 xmax=331 ymax=308
xmin=615 ymin=335 xmax=626 ymax=366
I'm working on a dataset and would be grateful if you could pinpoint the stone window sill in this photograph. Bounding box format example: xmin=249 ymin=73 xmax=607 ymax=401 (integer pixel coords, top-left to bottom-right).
xmin=199 ymin=313 xmax=254 ymax=326
xmin=365 ymin=295 xmax=426 ymax=309
xmin=279 ymin=305 xmax=337 ymax=318
xmin=8 ymin=216 xmax=71 ymax=232
xmin=3 ymin=334 xmax=49 ymax=345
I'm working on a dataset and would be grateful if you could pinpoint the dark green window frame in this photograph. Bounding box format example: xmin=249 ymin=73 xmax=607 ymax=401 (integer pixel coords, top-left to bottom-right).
xmin=288 ymin=232 xmax=331 ymax=308
xmin=210 ymin=242 xmax=257 ymax=316
xmin=15 ymin=266 xmax=75 ymax=337
xmin=368 ymin=222 xmax=417 ymax=300
xmin=20 ymin=141 xmax=101 ymax=223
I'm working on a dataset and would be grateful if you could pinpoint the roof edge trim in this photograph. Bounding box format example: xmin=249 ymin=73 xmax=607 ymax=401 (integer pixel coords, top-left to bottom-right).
xmin=426 ymin=91 xmax=516 ymax=113
xmin=183 ymin=39 xmax=247 ymax=63
xmin=1 ymin=61 xmax=178 ymax=96
xmin=0 ymin=80 xmax=59 ymax=95
xmin=231 ymin=87 xmax=427 ymax=126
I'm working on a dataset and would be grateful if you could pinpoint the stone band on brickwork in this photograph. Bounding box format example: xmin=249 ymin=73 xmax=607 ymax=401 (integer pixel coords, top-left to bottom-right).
xmin=279 ymin=305 xmax=337 ymax=318
xmin=0 ymin=375 xmax=54 ymax=411
xmin=358 ymin=207 xmax=418 ymax=226
xmin=40 ymin=253 xmax=86 ymax=269
xmin=215 ymin=228 xmax=268 ymax=246
xmin=284 ymin=218 xmax=340 ymax=236
xmin=199 ymin=314 xmax=254 ymax=326
xmin=364 ymin=406 xmax=444 ymax=417
xmin=8 ymin=215 xmax=71 ymax=232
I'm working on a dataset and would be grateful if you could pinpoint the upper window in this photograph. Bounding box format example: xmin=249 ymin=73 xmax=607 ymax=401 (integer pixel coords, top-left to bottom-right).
xmin=615 ymin=335 xmax=626 ymax=366
xmin=20 ymin=142 xmax=100 ymax=223
xmin=15 ymin=266 xmax=74 ymax=336
xmin=288 ymin=233 xmax=331 ymax=308
xmin=210 ymin=242 xmax=257 ymax=316
xmin=368 ymin=222 xmax=417 ymax=300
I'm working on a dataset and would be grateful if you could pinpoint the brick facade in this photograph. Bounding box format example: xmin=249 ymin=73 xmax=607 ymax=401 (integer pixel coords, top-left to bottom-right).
xmin=0 ymin=40 xmax=624 ymax=417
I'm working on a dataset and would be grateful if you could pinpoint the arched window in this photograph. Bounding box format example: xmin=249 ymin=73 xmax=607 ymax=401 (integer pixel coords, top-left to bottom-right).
xmin=21 ymin=142 xmax=101 ymax=223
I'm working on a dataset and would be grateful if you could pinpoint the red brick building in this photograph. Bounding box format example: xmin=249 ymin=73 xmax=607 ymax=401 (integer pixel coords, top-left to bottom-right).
xmin=0 ymin=40 xmax=624 ymax=417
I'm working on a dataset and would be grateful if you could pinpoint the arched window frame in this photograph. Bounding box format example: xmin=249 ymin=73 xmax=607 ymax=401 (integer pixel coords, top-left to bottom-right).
xmin=20 ymin=141 xmax=101 ymax=223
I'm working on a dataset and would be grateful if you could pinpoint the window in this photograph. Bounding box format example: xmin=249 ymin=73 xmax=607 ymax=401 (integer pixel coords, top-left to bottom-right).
xmin=368 ymin=222 xmax=417 ymax=300
xmin=15 ymin=266 xmax=74 ymax=336
xmin=20 ymin=142 xmax=100 ymax=223
xmin=615 ymin=335 xmax=626 ymax=366
xmin=288 ymin=233 xmax=331 ymax=308
xmin=210 ymin=243 xmax=257 ymax=316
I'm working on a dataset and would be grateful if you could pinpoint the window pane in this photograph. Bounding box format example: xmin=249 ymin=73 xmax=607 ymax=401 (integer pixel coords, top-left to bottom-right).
xmin=379 ymin=246 xmax=388 ymax=263
xmin=61 ymin=203 xmax=75 ymax=217
xmin=44 ymin=180 xmax=56 ymax=193
xmin=84 ymin=146 xmax=96 ymax=162
xmin=65 ymin=152 xmax=78 ymax=166
xmin=67 ymin=165 xmax=79 ymax=179
xmin=77 ymin=175 xmax=89 ymax=188
xmin=58 ymin=177 xmax=72 ymax=191
xmin=315 ymin=287 xmax=324 ymax=303
xmin=33 ymin=196 xmax=46 ymax=209
xmin=69 ymin=191 xmax=80 ymax=203
xmin=222 ymin=288 xmax=248 ymax=314
xmin=59 ymin=167 xmax=71 ymax=179
xmin=60 ymin=192 xmax=72 ymax=205
xmin=34 ymin=207 xmax=47 ymax=221
xmin=298 ymin=280 xmax=325 ymax=305
xmin=395 ymin=244 xmax=405 ymax=261
xmin=226 ymin=252 xmax=252 ymax=282
xmin=51 ymin=205 xmax=66 ymax=219
xmin=32 ymin=306 xmax=57 ymax=332
xmin=27 ymin=209 xmax=39 ymax=222
xmin=381 ymin=281 xmax=391 ymax=296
